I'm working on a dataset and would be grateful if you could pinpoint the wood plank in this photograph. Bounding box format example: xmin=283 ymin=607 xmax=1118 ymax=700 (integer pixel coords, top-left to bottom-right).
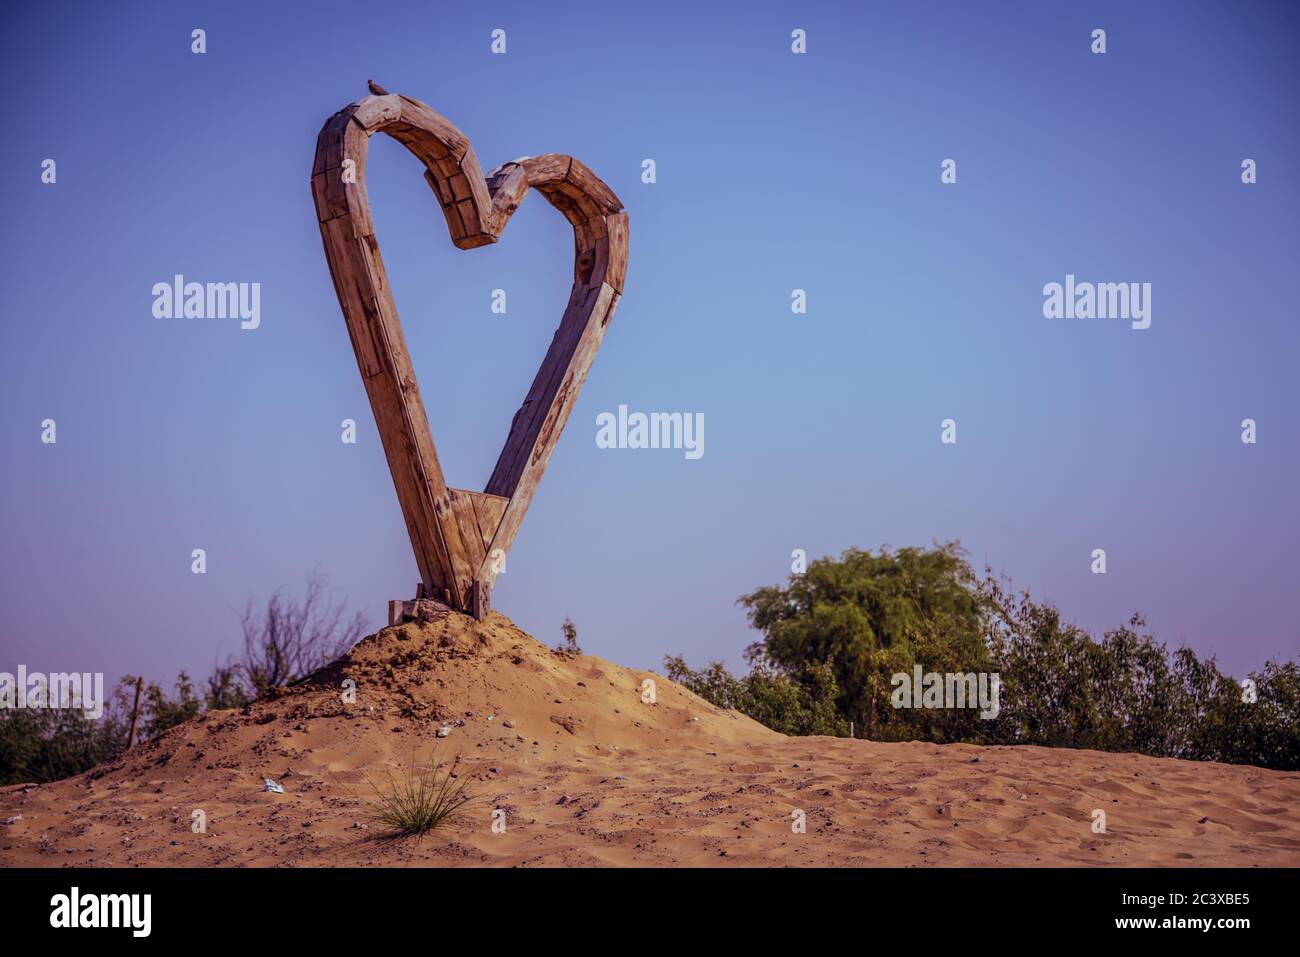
xmin=565 ymin=158 xmax=622 ymax=214
xmin=481 ymin=283 xmax=620 ymax=589
xmin=520 ymin=153 xmax=570 ymax=186
xmin=467 ymin=490 xmax=509 ymax=554
xmin=351 ymin=94 xmax=403 ymax=132
xmin=445 ymin=489 xmax=488 ymax=582
xmin=605 ymin=211 xmax=629 ymax=294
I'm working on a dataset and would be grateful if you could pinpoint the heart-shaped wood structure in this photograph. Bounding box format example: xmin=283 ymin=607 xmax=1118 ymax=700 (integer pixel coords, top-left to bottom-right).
xmin=311 ymin=89 xmax=627 ymax=617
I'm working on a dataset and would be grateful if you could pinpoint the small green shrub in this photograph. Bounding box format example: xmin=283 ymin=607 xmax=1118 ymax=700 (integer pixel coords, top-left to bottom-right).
xmin=364 ymin=748 xmax=475 ymax=838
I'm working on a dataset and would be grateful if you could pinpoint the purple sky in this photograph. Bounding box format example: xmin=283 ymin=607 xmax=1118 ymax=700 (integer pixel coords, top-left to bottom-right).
xmin=2 ymin=0 xmax=1297 ymax=694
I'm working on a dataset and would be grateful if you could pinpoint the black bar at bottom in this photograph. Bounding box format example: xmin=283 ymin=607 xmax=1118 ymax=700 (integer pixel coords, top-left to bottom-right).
xmin=0 ymin=866 xmax=1287 ymax=942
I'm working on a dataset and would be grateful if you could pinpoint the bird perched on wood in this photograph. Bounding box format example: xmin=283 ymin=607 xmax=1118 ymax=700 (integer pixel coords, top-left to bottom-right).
xmin=367 ymin=80 xmax=390 ymax=96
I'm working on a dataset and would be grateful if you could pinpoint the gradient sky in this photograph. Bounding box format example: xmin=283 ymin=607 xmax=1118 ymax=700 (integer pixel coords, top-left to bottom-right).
xmin=2 ymin=0 xmax=1297 ymax=694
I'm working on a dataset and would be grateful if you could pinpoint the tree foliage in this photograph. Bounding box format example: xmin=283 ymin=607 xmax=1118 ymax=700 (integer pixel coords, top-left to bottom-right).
xmin=665 ymin=648 xmax=845 ymax=737
xmin=667 ymin=544 xmax=1298 ymax=770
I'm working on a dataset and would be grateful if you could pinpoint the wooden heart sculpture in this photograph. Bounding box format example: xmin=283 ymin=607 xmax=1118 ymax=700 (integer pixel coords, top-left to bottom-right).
xmin=311 ymin=88 xmax=627 ymax=618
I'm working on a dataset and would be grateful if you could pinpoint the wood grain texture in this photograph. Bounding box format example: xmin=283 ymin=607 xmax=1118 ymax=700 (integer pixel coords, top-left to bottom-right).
xmin=312 ymin=89 xmax=627 ymax=617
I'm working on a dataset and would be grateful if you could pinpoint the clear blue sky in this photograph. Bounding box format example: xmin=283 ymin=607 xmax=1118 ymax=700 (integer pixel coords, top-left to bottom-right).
xmin=2 ymin=0 xmax=1297 ymax=691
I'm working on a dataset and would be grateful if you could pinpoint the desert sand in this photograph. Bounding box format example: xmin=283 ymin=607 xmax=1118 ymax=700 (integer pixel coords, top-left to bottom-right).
xmin=2 ymin=609 xmax=1298 ymax=867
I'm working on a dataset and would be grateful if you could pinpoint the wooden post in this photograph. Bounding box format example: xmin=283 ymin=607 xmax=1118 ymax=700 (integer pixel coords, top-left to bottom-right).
xmin=311 ymin=88 xmax=627 ymax=618
xmin=470 ymin=579 xmax=490 ymax=620
xmin=126 ymin=677 xmax=144 ymax=750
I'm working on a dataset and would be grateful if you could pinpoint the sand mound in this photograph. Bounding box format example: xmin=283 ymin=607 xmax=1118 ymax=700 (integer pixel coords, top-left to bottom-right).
xmin=2 ymin=610 xmax=1298 ymax=867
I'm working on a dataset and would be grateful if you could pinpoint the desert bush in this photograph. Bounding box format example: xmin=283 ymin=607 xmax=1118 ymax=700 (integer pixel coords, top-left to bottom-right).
xmin=364 ymin=748 xmax=474 ymax=838
xmin=236 ymin=572 xmax=365 ymax=693
xmin=140 ymin=671 xmax=202 ymax=738
xmin=554 ymin=617 xmax=583 ymax=657
xmin=665 ymin=650 xmax=845 ymax=737
xmin=0 ymin=674 xmax=154 ymax=784
xmin=204 ymin=664 xmax=252 ymax=711
xmin=0 ymin=698 xmax=128 ymax=786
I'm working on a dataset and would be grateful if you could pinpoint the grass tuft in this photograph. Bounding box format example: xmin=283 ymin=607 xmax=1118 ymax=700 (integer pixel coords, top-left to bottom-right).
xmin=364 ymin=746 xmax=474 ymax=838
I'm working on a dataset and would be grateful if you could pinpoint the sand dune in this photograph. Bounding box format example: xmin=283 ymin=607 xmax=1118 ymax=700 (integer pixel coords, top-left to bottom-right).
xmin=2 ymin=609 xmax=1298 ymax=867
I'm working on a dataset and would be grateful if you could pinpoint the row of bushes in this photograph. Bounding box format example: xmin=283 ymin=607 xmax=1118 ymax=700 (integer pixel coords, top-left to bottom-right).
xmin=0 ymin=574 xmax=361 ymax=786
xmin=668 ymin=544 xmax=1299 ymax=770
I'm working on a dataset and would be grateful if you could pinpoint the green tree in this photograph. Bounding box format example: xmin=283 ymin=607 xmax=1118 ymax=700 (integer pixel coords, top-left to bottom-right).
xmin=740 ymin=543 xmax=992 ymax=737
